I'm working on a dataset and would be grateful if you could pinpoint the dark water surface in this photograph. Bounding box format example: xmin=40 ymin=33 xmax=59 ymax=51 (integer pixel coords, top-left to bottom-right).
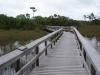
xmin=0 ymin=40 xmax=33 ymax=56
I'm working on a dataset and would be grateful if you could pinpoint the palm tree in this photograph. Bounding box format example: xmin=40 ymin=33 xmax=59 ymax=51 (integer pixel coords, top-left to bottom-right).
xmin=91 ymin=13 xmax=95 ymax=21
xmin=88 ymin=15 xmax=92 ymax=21
xmin=30 ymin=7 xmax=37 ymax=18
xmin=54 ymin=14 xmax=58 ymax=18
xmin=26 ymin=13 xmax=30 ymax=19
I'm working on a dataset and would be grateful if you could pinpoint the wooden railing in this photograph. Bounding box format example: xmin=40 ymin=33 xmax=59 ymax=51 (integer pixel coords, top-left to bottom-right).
xmin=47 ymin=26 xmax=100 ymax=75
xmin=72 ymin=27 xmax=100 ymax=75
xmin=0 ymin=26 xmax=100 ymax=75
xmin=0 ymin=28 xmax=63 ymax=75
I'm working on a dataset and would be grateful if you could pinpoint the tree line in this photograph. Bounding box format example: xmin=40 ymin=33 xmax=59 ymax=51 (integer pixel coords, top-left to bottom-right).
xmin=0 ymin=13 xmax=100 ymax=30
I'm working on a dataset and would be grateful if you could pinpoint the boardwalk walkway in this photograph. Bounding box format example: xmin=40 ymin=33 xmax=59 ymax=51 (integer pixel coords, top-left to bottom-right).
xmin=31 ymin=32 xmax=90 ymax=75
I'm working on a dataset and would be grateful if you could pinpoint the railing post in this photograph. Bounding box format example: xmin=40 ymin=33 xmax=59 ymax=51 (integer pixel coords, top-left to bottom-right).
xmin=56 ymin=33 xmax=59 ymax=42
xmin=15 ymin=59 xmax=20 ymax=72
xmin=61 ymin=31 xmax=63 ymax=37
xmin=45 ymin=41 xmax=47 ymax=55
xmin=57 ymin=33 xmax=59 ymax=40
xmin=51 ymin=43 xmax=53 ymax=49
xmin=54 ymin=40 xmax=55 ymax=45
xmin=53 ymin=35 xmax=56 ymax=45
xmin=55 ymin=34 xmax=58 ymax=42
xmin=50 ymin=38 xmax=53 ymax=48
xmin=36 ymin=46 xmax=39 ymax=66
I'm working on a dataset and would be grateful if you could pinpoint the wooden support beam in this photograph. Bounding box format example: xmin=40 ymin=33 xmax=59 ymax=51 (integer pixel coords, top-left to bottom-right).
xmin=45 ymin=41 xmax=47 ymax=55
xmin=36 ymin=46 xmax=39 ymax=66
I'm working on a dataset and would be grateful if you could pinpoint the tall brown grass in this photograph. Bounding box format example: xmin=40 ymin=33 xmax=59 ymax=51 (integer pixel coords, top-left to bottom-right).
xmin=0 ymin=29 xmax=48 ymax=45
xmin=79 ymin=25 xmax=100 ymax=40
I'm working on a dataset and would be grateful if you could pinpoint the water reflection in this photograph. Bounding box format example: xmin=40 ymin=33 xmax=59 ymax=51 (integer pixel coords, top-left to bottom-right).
xmin=0 ymin=43 xmax=15 ymax=56
xmin=86 ymin=37 xmax=100 ymax=53
xmin=0 ymin=41 xmax=28 ymax=56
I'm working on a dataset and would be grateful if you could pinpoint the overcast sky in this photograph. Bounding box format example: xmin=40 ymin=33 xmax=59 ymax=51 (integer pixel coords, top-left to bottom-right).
xmin=0 ymin=0 xmax=100 ymax=20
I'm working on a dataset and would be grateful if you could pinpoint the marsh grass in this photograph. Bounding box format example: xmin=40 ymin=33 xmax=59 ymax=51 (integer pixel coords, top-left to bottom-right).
xmin=0 ymin=29 xmax=48 ymax=45
xmin=79 ymin=25 xmax=100 ymax=40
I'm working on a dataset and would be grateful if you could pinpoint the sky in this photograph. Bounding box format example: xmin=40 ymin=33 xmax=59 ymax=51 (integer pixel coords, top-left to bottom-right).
xmin=0 ymin=0 xmax=100 ymax=20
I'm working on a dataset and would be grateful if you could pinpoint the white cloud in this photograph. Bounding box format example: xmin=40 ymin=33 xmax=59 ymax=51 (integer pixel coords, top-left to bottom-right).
xmin=0 ymin=0 xmax=26 ymax=10
xmin=0 ymin=0 xmax=100 ymax=20
xmin=0 ymin=0 xmax=26 ymax=16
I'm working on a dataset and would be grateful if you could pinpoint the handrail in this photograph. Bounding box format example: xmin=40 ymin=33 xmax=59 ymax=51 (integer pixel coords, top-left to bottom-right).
xmin=1 ymin=26 xmax=100 ymax=75
xmin=0 ymin=28 xmax=63 ymax=75
xmin=72 ymin=27 xmax=100 ymax=75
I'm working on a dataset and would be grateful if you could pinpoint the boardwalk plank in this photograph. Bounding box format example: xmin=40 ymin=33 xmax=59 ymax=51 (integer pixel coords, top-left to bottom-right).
xmin=31 ymin=32 xmax=90 ymax=75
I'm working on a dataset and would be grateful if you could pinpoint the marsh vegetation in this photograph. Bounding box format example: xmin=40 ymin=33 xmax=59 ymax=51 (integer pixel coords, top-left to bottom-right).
xmin=0 ymin=13 xmax=100 ymax=55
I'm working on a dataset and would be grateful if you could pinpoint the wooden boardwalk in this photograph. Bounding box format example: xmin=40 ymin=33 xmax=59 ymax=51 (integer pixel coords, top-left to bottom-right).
xmin=31 ymin=32 xmax=90 ymax=75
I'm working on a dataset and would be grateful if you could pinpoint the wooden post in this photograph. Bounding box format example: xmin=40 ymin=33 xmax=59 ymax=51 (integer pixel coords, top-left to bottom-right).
xmin=36 ymin=46 xmax=39 ymax=66
xmin=60 ymin=31 xmax=63 ymax=37
xmin=54 ymin=41 xmax=55 ymax=45
xmin=56 ymin=33 xmax=58 ymax=42
xmin=83 ymin=63 xmax=84 ymax=68
xmin=58 ymin=33 xmax=60 ymax=40
xmin=54 ymin=35 xmax=56 ymax=45
xmin=91 ymin=65 xmax=96 ymax=75
xmin=51 ymin=43 xmax=53 ymax=48
xmin=15 ymin=59 xmax=20 ymax=72
xmin=45 ymin=41 xmax=47 ymax=55
xmin=55 ymin=34 xmax=58 ymax=42
xmin=50 ymin=38 xmax=53 ymax=48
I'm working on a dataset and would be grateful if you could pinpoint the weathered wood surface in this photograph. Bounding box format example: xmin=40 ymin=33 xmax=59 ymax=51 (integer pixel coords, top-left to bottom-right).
xmin=0 ymin=28 xmax=63 ymax=75
xmin=73 ymin=27 xmax=100 ymax=75
xmin=31 ymin=32 xmax=90 ymax=75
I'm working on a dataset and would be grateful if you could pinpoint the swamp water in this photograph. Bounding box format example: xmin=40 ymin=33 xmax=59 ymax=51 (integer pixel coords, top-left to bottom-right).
xmin=86 ymin=37 xmax=100 ymax=53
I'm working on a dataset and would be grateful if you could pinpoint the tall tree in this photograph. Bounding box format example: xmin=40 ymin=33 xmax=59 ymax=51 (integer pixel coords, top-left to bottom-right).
xmin=16 ymin=14 xmax=26 ymax=20
xmin=26 ymin=13 xmax=30 ymax=19
xmin=91 ymin=13 xmax=95 ymax=21
xmin=30 ymin=7 xmax=37 ymax=18
xmin=83 ymin=15 xmax=87 ymax=21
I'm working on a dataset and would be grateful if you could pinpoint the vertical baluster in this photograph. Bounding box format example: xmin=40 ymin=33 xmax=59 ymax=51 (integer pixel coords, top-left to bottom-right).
xmin=58 ymin=34 xmax=59 ymax=39
xmin=8 ymin=66 xmax=10 ymax=75
xmin=54 ymin=40 xmax=55 ymax=46
xmin=15 ymin=59 xmax=20 ymax=72
xmin=45 ymin=41 xmax=47 ymax=55
xmin=59 ymin=32 xmax=60 ymax=38
xmin=54 ymin=34 xmax=56 ymax=45
xmin=61 ymin=31 xmax=63 ymax=37
xmin=56 ymin=33 xmax=58 ymax=42
xmin=4 ymin=67 xmax=6 ymax=75
xmin=36 ymin=46 xmax=39 ymax=66
xmin=50 ymin=38 xmax=53 ymax=48
xmin=57 ymin=33 xmax=59 ymax=41
xmin=27 ymin=67 xmax=30 ymax=75
xmin=12 ymin=63 xmax=15 ymax=75
xmin=7 ymin=67 xmax=8 ymax=75
xmin=31 ymin=49 xmax=36 ymax=69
